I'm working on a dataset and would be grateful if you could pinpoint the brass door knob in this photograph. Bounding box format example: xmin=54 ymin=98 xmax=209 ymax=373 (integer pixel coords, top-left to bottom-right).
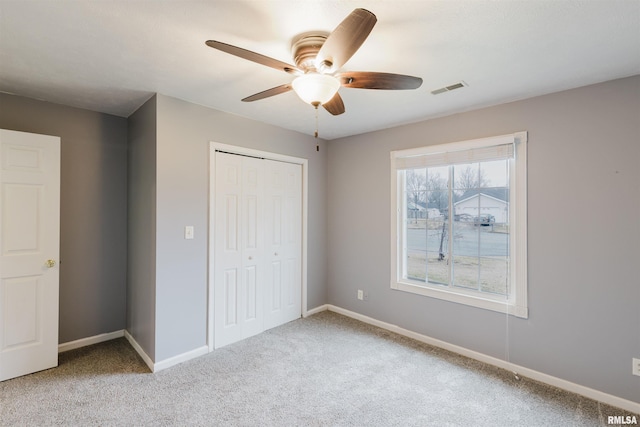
xmin=45 ymin=259 xmax=56 ymax=268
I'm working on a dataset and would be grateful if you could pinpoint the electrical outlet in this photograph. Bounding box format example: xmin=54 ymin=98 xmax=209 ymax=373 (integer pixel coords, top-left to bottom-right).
xmin=357 ymin=290 xmax=364 ymax=300
xmin=633 ymin=358 xmax=640 ymax=377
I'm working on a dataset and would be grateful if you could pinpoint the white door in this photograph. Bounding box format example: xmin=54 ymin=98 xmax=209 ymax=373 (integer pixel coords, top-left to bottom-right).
xmin=214 ymin=152 xmax=265 ymax=348
xmin=264 ymin=160 xmax=302 ymax=330
xmin=0 ymin=129 xmax=60 ymax=382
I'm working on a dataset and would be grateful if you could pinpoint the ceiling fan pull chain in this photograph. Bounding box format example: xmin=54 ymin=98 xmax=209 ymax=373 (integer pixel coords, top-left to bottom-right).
xmin=314 ymin=105 xmax=321 ymax=151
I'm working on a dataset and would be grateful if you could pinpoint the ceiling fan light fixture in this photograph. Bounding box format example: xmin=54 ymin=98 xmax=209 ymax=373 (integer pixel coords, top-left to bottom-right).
xmin=292 ymin=73 xmax=340 ymax=106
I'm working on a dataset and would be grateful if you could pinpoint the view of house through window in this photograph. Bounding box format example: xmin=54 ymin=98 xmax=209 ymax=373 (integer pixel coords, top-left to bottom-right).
xmin=404 ymin=159 xmax=510 ymax=295
xmin=391 ymin=132 xmax=527 ymax=317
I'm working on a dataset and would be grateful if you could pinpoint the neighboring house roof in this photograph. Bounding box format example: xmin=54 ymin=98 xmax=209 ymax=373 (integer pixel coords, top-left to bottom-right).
xmin=407 ymin=200 xmax=426 ymax=211
xmin=454 ymin=191 xmax=509 ymax=206
xmin=456 ymin=187 xmax=509 ymax=203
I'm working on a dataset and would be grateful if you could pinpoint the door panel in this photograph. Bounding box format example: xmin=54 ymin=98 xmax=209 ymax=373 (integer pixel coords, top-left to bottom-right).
xmin=264 ymin=160 xmax=302 ymax=330
xmin=282 ymin=163 xmax=302 ymax=323
xmin=284 ymin=258 xmax=295 ymax=307
xmin=3 ymin=184 xmax=40 ymax=253
xmin=244 ymin=265 xmax=257 ymax=320
xmin=239 ymin=156 xmax=263 ymax=339
xmin=272 ymin=196 xmax=282 ymax=246
xmin=224 ymin=269 xmax=237 ymax=327
xmin=245 ymin=195 xmax=258 ymax=250
xmin=270 ymin=261 xmax=281 ymax=311
xmin=214 ymin=152 xmax=264 ymax=348
xmin=0 ymin=129 xmax=60 ymax=382
xmin=215 ymin=153 xmax=243 ymax=347
xmin=3 ymin=276 xmax=40 ymax=347
xmin=224 ymin=195 xmax=238 ymax=252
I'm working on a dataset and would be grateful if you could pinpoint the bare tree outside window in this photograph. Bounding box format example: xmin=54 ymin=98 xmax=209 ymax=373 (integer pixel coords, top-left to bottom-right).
xmin=426 ymin=170 xmax=448 ymax=214
xmin=454 ymin=164 xmax=489 ymax=200
xmin=405 ymin=169 xmax=426 ymax=224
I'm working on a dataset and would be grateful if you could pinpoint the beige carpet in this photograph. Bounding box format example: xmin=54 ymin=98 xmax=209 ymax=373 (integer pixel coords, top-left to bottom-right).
xmin=0 ymin=311 xmax=635 ymax=426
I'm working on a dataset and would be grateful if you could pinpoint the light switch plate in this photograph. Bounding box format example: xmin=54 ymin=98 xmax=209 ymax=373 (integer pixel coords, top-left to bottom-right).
xmin=185 ymin=226 xmax=194 ymax=240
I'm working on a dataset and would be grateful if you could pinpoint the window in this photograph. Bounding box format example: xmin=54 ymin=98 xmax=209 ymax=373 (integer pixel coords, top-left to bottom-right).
xmin=390 ymin=132 xmax=528 ymax=318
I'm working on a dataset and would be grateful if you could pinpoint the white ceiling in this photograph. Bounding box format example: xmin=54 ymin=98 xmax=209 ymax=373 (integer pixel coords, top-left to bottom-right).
xmin=1 ymin=0 xmax=639 ymax=140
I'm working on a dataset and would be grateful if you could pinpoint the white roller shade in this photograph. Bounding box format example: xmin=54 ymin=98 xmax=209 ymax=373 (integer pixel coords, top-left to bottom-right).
xmin=391 ymin=133 xmax=519 ymax=170
xmin=394 ymin=142 xmax=514 ymax=170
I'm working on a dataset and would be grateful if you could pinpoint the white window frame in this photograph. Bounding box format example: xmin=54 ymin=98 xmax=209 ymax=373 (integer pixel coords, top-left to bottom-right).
xmin=390 ymin=132 xmax=528 ymax=318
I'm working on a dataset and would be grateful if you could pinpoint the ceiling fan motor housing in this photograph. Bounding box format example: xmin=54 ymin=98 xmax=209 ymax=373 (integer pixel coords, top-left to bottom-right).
xmin=291 ymin=32 xmax=329 ymax=71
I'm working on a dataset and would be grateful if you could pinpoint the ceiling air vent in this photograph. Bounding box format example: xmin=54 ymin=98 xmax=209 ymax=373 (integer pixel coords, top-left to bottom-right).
xmin=431 ymin=81 xmax=467 ymax=95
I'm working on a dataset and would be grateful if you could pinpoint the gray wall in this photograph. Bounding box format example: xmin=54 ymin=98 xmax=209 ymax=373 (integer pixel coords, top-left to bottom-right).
xmin=5 ymin=75 xmax=635 ymax=403
xmin=127 ymin=95 xmax=157 ymax=359
xmin=0 ymin=93 xmax=128 ymax=344
xmin=136 ymin=94 xmax=328 ymax=362
xmin=326 ymin=75 xmax=640 ymax=403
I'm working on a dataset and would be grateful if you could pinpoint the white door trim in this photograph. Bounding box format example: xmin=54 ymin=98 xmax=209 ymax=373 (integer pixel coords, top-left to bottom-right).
xmin=208 ymin=142 xmax=308 ymax=352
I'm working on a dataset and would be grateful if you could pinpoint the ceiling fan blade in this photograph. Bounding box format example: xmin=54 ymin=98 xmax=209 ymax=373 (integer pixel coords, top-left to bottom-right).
xmin=315 ymin=9 xmax=377 ymax=73
xmin=322 ymin=92 xmax=345 ymax=115
xmin=206 ymin=40 xmax=301 ymax=75
xmin=338 ymin=72 xmax=423 ymax=90
xmin=241 ymin=84 xmax=293 ymax=102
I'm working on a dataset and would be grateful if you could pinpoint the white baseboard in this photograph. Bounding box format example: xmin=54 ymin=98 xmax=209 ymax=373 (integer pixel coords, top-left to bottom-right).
xmin=123 ymin=330 xmax=208 ymax=373
xmin=123 ymin=330 xmax=154 ymax=372
xmin=322 ymin=304 xmax=640 ymax=414
xmin=58 ymin=330 xmax=124 ymax=353
xmin=304 ymin=304 xmax=329 ymax=317
xmin=153 ymin=346 xmax=209 ymax=372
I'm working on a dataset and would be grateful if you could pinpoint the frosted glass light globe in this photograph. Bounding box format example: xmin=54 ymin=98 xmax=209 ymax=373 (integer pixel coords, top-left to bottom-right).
xmin=292 ymin=73 xmax=340 ymax=106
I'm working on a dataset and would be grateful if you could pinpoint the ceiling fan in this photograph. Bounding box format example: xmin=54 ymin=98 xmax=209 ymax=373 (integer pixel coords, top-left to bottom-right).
xmin=205 ymin=8 xmax=423 ymax=116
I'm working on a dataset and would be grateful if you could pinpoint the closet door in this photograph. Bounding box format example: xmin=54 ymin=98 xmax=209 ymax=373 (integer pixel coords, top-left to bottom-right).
xmin=264 ymin=160 xmax=302 ymax=330
xmin=214 ymin=152 xmax=264 ymax=349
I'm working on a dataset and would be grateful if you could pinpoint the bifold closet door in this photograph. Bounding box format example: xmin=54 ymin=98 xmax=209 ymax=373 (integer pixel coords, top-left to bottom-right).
xmin=214 ymin=152 xmax=264 ymax=349
xmin=264 ymin=160 xmax=302 ymax=330
xmin=214 ymin=151 xmax=302 ymax=349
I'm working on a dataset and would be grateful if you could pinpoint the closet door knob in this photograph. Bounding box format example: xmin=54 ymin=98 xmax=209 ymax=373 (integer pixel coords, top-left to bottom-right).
xmin=248 ymin=256 xmax=253 ymax=260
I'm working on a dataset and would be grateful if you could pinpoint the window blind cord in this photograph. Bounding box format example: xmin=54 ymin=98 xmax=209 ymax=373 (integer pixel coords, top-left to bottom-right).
xmin=506 ymin=163 xmax=519 ymax=381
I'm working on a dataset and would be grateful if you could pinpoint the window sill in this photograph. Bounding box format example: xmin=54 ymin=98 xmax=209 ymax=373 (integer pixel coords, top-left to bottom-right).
xmin=391 ymin=279 xmax=528 ymax=318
